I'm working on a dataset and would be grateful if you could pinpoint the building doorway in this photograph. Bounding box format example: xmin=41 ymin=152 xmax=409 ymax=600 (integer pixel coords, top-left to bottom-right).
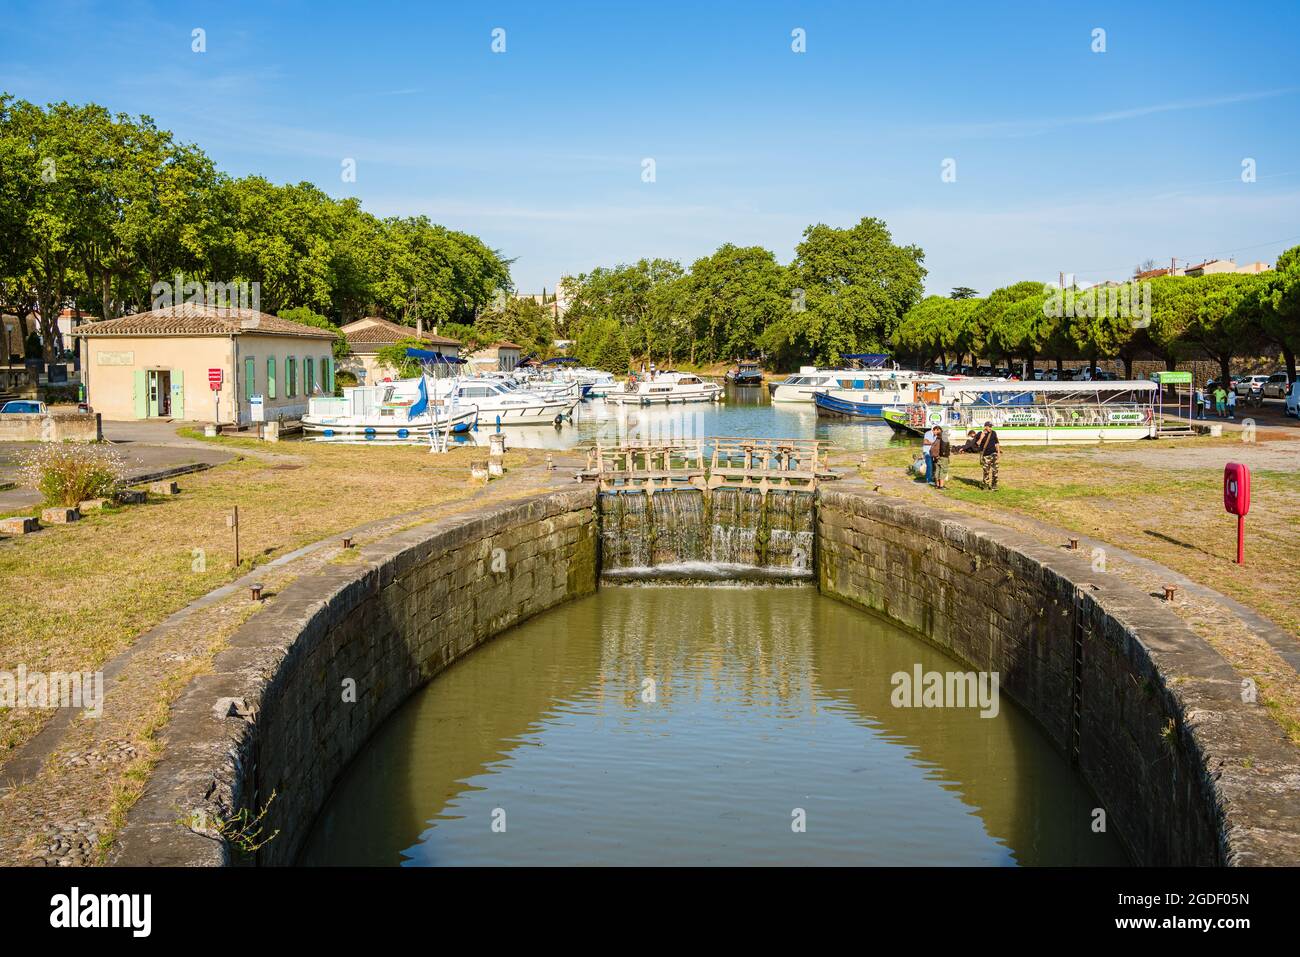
xmin=148 ymin=369 xmax=172 ymax=417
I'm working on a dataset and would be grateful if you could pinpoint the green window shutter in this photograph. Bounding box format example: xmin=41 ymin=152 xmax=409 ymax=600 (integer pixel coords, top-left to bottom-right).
xmin=305 ymin=357 xmax=314 ymax=395
xmin=325 ymin=355 xmax=334 ymax=393
xmin=267 ymin=357 xmax=277 ymax=399
xmin=170 ymin=369 xmax=184 ymax=418
xmin=288 ymin=357 xmax=295 ymax=397
xmin=132 ymin=370 xmax=148 ymax=419
xmin=244 ymin=357 xmax=256 ymax=399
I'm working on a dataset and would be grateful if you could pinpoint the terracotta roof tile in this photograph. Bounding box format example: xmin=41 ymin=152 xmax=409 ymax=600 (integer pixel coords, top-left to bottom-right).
xmin=71 ymin=303 xmax=337 ymax=340
xmin=340 ymin=316 xmax=461 ymax=347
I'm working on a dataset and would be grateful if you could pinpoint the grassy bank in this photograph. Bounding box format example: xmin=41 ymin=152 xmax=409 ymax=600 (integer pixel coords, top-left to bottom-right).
xmin=0 ymin=433 xmax=526 ymax=756
xmin=858 ymin=433 xmax=1300 ymax=742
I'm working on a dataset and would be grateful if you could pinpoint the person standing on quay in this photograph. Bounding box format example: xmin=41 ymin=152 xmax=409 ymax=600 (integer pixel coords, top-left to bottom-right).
xmin=921 ymin=424 xmax=936 ymax=485
xmin=975 ymin=421 xmax=1001 ymax=490
xmin=931 ymin=426 xmax=952 ymax=490
xmin=1227 ymin=386 xmax=1237 ymax=421
xmin=1194 ymin=385 xmax=1204 ymax=420
xmin=1214 ymin=385 xmax=1227 ymax=418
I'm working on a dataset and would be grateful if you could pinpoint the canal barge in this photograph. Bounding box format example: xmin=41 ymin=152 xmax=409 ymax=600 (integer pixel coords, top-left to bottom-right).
xmin=881 ymin=379 xmax=1160 ymax=445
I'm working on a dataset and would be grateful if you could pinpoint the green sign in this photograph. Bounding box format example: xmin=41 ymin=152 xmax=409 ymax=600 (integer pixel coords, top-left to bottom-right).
xmin=1152 ymin=371 xmax=1192 ymax=384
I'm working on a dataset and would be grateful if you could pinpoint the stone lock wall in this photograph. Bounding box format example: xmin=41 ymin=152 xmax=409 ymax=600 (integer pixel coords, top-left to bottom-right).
xmin=816 ymin=485 xmax=1300 ymax=866
xmin=112 ymin=485 xmax=598 ymax=866
xmin=0 ymin=411 xmax=102 ymax=442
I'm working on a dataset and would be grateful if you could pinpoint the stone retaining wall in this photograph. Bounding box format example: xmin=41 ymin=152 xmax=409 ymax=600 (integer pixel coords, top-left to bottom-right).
xmin=0 ymin=411 xmax=101 ymax=442
xmin=111 ymin=485 xmax=598 ymax=866
xmin=816 ymin=484 xmax=1300 ymax=866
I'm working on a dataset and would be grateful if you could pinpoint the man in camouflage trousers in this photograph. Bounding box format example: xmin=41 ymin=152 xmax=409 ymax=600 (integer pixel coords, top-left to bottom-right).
xmin=975 ymin=421 xmax=1001 ymax=490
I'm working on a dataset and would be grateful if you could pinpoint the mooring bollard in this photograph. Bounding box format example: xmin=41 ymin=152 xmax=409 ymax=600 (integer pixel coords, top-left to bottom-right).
xmin=1068 ymin=537 xmax=1079 ymax=550
xmin=250 ymin=583 xmax=264 ymax=601
xmin=341 ymin=536 xmax=353 ymax=549
xmin=488 ymin=432 xmax=506 ymax=458
xmin=1163 ymin=585 xmax=1177 ymax=602
xmin=470 ymin=460 xmax=489 ymax=482
xmin=488 ymin=459 xmax=504 ymax=477
xmin=545 ymin=453 xmax=555 ymax=471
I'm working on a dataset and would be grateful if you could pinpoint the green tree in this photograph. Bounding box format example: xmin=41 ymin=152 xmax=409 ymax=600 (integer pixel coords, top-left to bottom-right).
xmin=1261 ymin=245 xmax=1300 ymax=382
xmin=683 ymin=244 xmax=788 ymax=363
xmin=474 ymin=297 xmax=556 ymax=356
xmin=1186 ymin=273 xmax=1267 ymax=385
xmin=778 ymin=217 xmax=926 ymax=365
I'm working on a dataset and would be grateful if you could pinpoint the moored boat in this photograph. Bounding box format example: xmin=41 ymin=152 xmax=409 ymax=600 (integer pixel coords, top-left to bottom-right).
xmin=609 ymin=372 xmax=724 ymax=405
xmin=725 ymin=362 xmax=764 ymax=386
xmin=303 ymin=379 xmax=479 ymax=438
xmin=881 ymin=379 xmax=1159 ymax=445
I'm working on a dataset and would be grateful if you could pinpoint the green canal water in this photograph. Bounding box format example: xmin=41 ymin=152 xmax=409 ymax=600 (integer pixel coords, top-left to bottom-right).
xmin=299 ymin=585 xmax=1127 ymax=866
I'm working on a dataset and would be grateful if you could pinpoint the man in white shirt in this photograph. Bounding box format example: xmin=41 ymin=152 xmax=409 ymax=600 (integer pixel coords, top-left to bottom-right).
xmin=921 ymin=425 xmax=936 ymax=485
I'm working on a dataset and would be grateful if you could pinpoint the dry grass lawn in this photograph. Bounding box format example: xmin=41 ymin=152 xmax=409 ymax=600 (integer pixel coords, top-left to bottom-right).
xmin=0 ymin=434 xmax=528 ymax=756
xmin=856 ymin=432 xmax=1300 ymax=742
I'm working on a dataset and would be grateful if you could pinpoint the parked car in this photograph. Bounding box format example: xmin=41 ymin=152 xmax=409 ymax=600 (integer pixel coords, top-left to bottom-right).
xmin=1287 ymin=380 xmax=1300 ymax=417
xmin=1204 ymin=378 xmax=1242 ymax=399
xmin=1239 ymin=374 xmax=1270 ymax=394
xmin=1263 ymin=372 xmax=1292 ymax=399
xmin=1031 ymin=369 xmax=1046 ymax=381
xmin=0 ymin=399 xmax=47 ymax=414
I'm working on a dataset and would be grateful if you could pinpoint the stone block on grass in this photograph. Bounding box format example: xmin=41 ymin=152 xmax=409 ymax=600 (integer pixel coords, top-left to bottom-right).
xmin=41 ymin=507 xmax=79 ymax=524
xmin=149 ymin=481 xmax=180 ymax=495
xmin=0 ymin=516 xmax=39 ymax=535
xmin=115 ymin=489 xmax=147 ymax=505
xmin=79 ymin=498 xmax=109 ymax=512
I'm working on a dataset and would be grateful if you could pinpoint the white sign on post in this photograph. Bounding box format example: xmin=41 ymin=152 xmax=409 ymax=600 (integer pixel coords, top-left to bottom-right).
xmin=250 ymin=395 xmax=265 ymax=423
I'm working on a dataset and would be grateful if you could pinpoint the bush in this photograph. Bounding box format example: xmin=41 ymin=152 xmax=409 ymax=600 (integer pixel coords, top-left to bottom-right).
xmin=20 ymin=442 xmax=125 ymax=507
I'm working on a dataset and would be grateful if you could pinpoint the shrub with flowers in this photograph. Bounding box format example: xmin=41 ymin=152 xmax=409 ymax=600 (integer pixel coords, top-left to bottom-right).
xmin=19 ymin=442 xmax=125 ymax=507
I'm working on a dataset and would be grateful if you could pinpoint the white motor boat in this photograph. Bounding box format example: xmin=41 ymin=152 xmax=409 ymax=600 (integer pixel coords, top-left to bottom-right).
xmin=609 ymin=372 xmax=724 ymax=405
xmin=303 ymin=379 xmax=479 ymax=438
xmin=438 ymin=377 xmax=580 ymax=425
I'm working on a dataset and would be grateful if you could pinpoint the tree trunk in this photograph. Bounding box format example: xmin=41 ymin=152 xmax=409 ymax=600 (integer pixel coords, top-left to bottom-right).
xmin=1283 ymin=346 xmax=1296 ymax=385
xmin=1219 ymin=354 xmax=1232 ymax=388
xmin=1122 ymin=355 xmax=1134 ymax=380
xmin=1055 ymin=356 xmax=1063 ymax=372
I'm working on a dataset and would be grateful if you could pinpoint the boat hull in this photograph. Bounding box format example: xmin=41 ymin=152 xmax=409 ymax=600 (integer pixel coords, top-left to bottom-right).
xmin=880 ymin=407 xmax=1155 ymax=445
xmin=609 ymin=386 xmax=724 ymax=405
xmin=813 ymin=392 xmax=897 ymax=419
xmin=303 ymin=408 xmax=479 ymax=438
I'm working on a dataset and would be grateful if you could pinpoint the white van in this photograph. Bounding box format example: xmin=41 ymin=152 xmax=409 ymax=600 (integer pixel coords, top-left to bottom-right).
xmin=1287 ymin=380 xmax=1300 ymax=417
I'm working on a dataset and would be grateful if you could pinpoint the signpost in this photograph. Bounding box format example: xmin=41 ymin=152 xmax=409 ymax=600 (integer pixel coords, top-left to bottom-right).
xmin=208 ymin=368 xmax=223 ymax=426
xmin=1223 ymin=462 xmax=1251 ymax=564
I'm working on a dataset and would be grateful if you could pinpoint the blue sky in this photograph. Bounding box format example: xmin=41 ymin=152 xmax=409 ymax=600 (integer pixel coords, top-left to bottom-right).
xmin=3 ymin=0 xmax=1299 ymax=295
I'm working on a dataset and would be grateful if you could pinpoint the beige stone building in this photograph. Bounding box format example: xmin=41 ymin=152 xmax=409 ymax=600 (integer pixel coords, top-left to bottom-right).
xmin=338 ymin=317 xmax=461 ymax=383
xmin=72 ymin=304 xmax=336 ymax=425
xmin=469 ymin=341 xmax=523 ymax=372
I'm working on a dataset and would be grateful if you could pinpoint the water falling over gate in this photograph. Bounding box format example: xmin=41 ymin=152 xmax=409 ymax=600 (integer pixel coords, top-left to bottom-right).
xmin=584 ymin=439 xmax=827 ymax=580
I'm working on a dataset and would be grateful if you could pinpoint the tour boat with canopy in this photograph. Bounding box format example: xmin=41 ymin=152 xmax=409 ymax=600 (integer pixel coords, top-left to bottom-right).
xmin=880 ymin=379 xmax=1160 ymax=445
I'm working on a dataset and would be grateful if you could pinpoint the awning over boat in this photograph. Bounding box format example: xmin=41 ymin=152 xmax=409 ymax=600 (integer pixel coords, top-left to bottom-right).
xmin=405 ymin=348 xmax=466 ymax=364
xmin=841 ymin=353 xmax=891 ymax=367
xmin=542 ymin=357 xmax=578 ymax=365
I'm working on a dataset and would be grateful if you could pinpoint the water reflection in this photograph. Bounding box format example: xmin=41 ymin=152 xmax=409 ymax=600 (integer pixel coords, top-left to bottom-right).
xmin=300 ymin=586 xmax=1127 ymax=867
